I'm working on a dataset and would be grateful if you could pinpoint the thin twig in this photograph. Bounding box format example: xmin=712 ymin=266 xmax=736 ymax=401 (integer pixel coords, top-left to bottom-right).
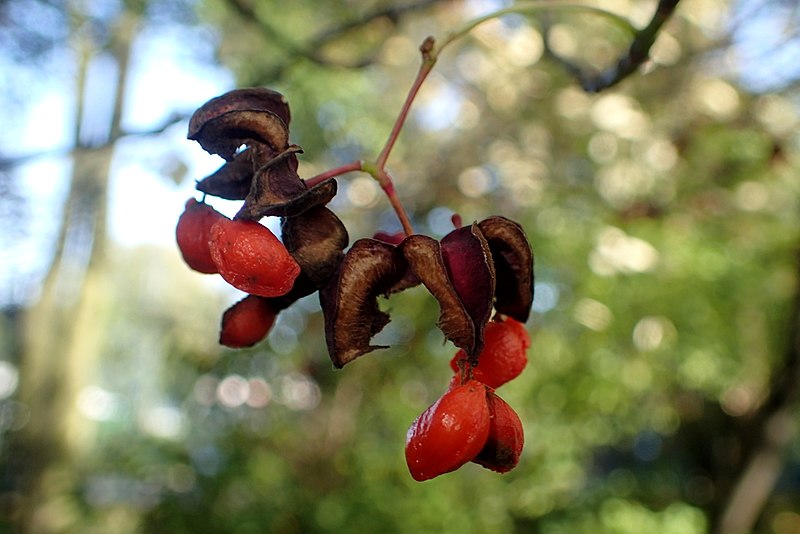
xmin=376 ymin=169 xmax=415 ymax=236
xmin=0 ymin=113 xmax=188 ymax=170
xmin=375 ymin=37 xmax=436 ymax=170
xmin=544 ymin=0 xmax=682 ymax=92
xmin=225 ymin=0 xmax=442 ymax=74
xmin=305 ymin=160 xmax=363 ymax=188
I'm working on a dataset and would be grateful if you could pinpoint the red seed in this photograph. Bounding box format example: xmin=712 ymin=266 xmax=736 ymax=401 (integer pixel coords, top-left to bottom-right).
xmin=450 ymin=317 xmax=530 ymax=388
xmin=219 ymin=295 xmax=277 ymax=348
xmin=209 ymin=218 xmax=301 ymax=297
xmin=472 ymin=390 xmax=524 ymax=473
xmin=405 ymin=380 xmax=490 ymax=481
xmin=175 ymin=199 xmax=227 ymax=274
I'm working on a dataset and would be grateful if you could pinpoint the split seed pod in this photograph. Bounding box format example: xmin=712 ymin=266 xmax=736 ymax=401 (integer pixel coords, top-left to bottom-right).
xmin=188 ymin=87 xmax=292 ymax=161
xmin=477 ymin=216 xmax=534 ymax=323
xmin=189 ymin=88 xmax=340 ymax=223
xmin=320 ymin=217 xmax=534 ymax=368
xmin=320 ymin=238 xmax=412 ymax=368
xmin=282 ymin=206 xmax=349 ymax=289
xmin=401 ymin=223 xmax=495 ymax=359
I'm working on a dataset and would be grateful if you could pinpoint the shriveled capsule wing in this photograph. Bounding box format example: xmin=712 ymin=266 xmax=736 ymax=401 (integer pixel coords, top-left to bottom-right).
xmin=478 ymin=216 xmax=534 ymax=323
xmin=440 ymin=223 xmax=495 ymax=357
xmin=196 ymin=149 xmax=255 ymax=200
xmin=188 ymin=109 xmax=289 ymax=161
xmin=282 ymin=206 xmax=349 ymax=288
xmin=320 ymin=238 xmax=409 ymax=368
xmin=402 ymin=224 xmax=495 ymax=359
xmin=236 ymin=158 xmax=338 ymax=220
xmin=188 ymin=87 xmax=291 ymax=130
xmin=188 ymin=88 xmax=292 ymax=160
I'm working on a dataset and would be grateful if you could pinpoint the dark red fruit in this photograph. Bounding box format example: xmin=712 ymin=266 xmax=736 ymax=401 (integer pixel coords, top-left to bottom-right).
xmin=219 ymin=295 xmax=277 ymax=348
xmin=405 ymin=379 xmax=490 ymax=481
xmin=209 ymin=218 xmax=301 ymax=297
xmin=473 ymin=390 xmax=524 ymax=473
xmin=175 ymin=198 xmax=227 ymax=274
xmin=450 ymin=317 xmax=530 ymax=388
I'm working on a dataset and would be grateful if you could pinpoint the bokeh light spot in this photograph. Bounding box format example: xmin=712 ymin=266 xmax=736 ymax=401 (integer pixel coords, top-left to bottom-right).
xmin=140 ymin=405 xmax=185 ymax=440
xmin=633 ymin=316 xmax=676 ymax=351
xmin=246 ymin=377 xmax=272 ymax=408
xmin=217 ymin=374 xmax=250 ymax=408
xmin=278 ymin=373 xmax=320 ymax=411
xmin=573 ymin=298 xmax=613 ymax=331
xmin=734 ymin=181 xmax=769 ymax=211
xmin=0 ymin=361 xmax=19 ymax=399
xmin=77 ymin=385 xmax=118 ymax=421
xmin=532 ymin=282 xmax=559 ymax=313
xmin=589 ymin=227 xmax=659 ymax=275
xmin=457 ymin=166 xmax=493 ymax=198
xmin=347 ymin=176 xmax=379 ymax=207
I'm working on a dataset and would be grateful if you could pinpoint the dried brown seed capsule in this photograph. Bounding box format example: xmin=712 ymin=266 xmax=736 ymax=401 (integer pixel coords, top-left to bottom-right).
xmin=478 ymin=216 xmax=534 ymax=323
xmin=320 ymin=238 xmax=410 ymax=368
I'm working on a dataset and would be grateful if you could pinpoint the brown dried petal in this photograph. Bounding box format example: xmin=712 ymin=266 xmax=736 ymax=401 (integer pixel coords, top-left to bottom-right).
xmin=281 ymin=206 xmax=349 ymax=288
xmin=236 ymin=160 xmax=338 ymax=220
xmin=440 ymin=223 xmax=495 ymax=356
xmin=401 ymin=234 xmax=485 ymax=357
xmin=189 ymin=87 xmax=290 ymax=140
xmin=478 ymin=216 xmax=534 ymax=323
xmin=371 ymin=231 xmax=420 ymax=294
xmin=320 ymin=238 xmax=408 ymax=368
xmin=188 ymin=109 xmax=289 ymax=161
xmin=196 ymin=150 xmax=255 ymax=200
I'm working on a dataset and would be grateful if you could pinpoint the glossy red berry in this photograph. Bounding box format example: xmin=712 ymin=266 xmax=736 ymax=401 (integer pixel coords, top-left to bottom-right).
xmin=209 ymin=218 xmax=301 ymax=297
xmin=405 ymin=379 xmax=490 ymax=481
xmin=175 ymin=198 xmax=227 ymax=274
xmin=219 ymin=295 xmax=277 ymax=348
xmin=472 ymin=390 xmax=524 ymax=473
xmin=450 ymin=317 xmax=530 ymax=388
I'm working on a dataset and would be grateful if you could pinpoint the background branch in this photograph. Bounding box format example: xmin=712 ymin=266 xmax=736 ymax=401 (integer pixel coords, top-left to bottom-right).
xmin=223 ymin=0 xmax=443 ymax=75
xmin=0 ymin=113 xmax=188 ymax=171
xmin=544 ymin=0 xmax=681 ymax=92
xmin=714 ymin=247 xmax=800 ymax=533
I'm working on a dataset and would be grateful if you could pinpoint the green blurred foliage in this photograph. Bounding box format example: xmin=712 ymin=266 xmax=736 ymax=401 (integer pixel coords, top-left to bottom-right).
xmin=2 ymin=0 xmax=800 ymax=533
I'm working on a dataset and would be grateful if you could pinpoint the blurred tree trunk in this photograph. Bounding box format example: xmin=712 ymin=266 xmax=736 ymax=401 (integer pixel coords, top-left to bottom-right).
xmin=10 ymin=3 xmax=141 ymax=532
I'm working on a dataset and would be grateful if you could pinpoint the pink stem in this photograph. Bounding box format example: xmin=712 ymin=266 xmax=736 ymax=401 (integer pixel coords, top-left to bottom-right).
xmin=308 ymin=39 xmax=437 ymax=236
xmin=376 ymin=169 xmax=415 ymax=236
xmin=305 ymin=160 xmax=363 ymax=188
xmin=375 ymin=37 xmax=437 ymax=170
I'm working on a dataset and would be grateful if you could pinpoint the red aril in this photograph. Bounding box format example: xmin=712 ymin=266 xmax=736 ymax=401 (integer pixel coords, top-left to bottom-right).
xmin=209 ymin=218 xmax=301 ymax=297
xmin=450 ymin=317 xmax=530 ymax=388
xmin=175 ymin=199 xmax=227 ymax=274
xmin=405 ymin=379 xmax=490 ymax=481
xmin=219 ymin=295 xmax=277 ymax=348
xmin=472 ymin=390 xmax=524 ymax=473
